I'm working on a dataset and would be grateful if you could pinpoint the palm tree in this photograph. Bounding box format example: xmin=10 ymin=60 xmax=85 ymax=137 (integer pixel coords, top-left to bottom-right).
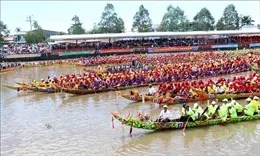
xmin=240 ymin=15 xmax=255 ymax=28
xmin=33 ymin=21 xmax=41 ymax=30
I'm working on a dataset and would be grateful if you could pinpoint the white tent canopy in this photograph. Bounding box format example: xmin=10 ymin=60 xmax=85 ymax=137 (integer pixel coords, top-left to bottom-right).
xmin=50 ymin=29 xmax=260 ymax=41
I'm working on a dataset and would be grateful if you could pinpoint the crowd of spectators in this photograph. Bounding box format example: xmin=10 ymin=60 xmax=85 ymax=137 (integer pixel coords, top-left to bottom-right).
xmin=1 ymin=36 xmax=259 ymax=56
xmin=51 ymin=37 xmax=241 ymax=53
xmin=0 ymin=43 xmax=50 ymax=55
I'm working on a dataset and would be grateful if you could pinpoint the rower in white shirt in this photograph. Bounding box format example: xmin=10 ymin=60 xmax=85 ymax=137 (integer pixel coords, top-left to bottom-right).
xmin=148 ymin=84 xmax=156 ymax=96
xmin=159 ymin=105 xmax=171 ymax=122
xmin=215 ymin=84 xmax=225 ymax=94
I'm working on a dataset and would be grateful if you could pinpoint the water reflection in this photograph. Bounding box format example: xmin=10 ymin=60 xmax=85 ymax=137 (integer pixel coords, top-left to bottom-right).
xmin=114 ymin=121 xmax=260 ymax=156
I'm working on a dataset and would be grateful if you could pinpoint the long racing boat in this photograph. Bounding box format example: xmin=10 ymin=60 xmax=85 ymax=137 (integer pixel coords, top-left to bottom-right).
xmin=3 ymin=84 xmax=27 ymax=90
xmin=4 ymin=83 xmax=61 ymax=93
xmin=60 ymin=83 xmax=154 ymax=95
xmin=25 ymin=86 xmax=61 ymax=93
xmin=121 ymin=92 xmax=260 ymax=105
xmin=0 ymin=67 xmax=20 ymax=74
xmin=111 ymin=112 xmax=260 ymax=131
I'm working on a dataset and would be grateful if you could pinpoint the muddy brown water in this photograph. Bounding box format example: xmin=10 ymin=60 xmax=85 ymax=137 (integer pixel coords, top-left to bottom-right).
xmin=1 ymin=65 xmax=259 ymax=156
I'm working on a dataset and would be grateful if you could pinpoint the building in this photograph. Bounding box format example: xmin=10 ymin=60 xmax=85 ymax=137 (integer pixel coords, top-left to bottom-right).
xmin=9 ymin=29 xmax=61 ymax=44
xmin=14 ymin=31 xmax=27 ymax=44
xmin=42 ymin=29 xmax=61 ymax=39
xmin=49 ymin=29 xmax=260 ymax=55
xmin=240 ymin=25 xmax=259 ymax=31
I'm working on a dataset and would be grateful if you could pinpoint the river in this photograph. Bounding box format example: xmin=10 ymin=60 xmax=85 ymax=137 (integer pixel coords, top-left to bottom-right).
xmin=1 ymin=65 xmax=259 ymax=156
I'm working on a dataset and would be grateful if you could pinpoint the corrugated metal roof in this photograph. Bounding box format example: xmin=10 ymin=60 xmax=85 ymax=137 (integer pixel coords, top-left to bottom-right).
xmin=50 ymin=29 xmax=260 ymax=41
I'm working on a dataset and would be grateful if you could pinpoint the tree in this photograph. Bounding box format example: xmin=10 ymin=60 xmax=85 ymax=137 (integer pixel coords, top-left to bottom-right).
xmin=95 ymin=3 xmax=125 ymax=33
xmin=240 ymin=15 xmax=255 ymax=28
xmin=68 ymin=15 xmax=86 ymax=34
xmin=192 ymin=8 xmax=215 ymax=31
xmin=25 ymin=29 xmax=46 ymax=44
xmin=15 ymin=27 xmax=21 ymax=32
xmin=132 ymin=5 xmax=153 ymax=32
xmin=58 ymin=31 xmax=66 ymax=35
xmin=216 ymin=17 xmax=226 ymax=30
xmin=216 ymin=4 xmax=239 ymax=30
xmin=158 ymin=5 xmax=190 ymax=32
xmin=0 ymin=21 xmax=9 ymax=43
xmin=90 ymin=23 xmax=101 ymax=34
xmin=33 ymin=21 xmax=41 ymax=30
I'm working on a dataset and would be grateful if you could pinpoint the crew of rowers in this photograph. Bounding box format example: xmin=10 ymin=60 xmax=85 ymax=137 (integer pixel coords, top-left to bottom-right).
xmin=137 ymin=96 xmax=260 ymax=122
xmin=79 ymin=51 xmax=227 ymax=66
xmin=156 ymin=74 xmax=260 ymax=99
xmin=29 ymin=77 xmax=57 ymax=88
xmin=5 ymin=51 xmax=211 ymax=69
xmin=26 ymin=54 xmax=260 ymax=91
xmin=180 ymin=96 xmax=260 ymax=122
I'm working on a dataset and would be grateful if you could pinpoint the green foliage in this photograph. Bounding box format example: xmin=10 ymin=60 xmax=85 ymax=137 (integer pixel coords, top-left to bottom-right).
xmin=68 ymin=15 xmax=86 ymax=34
xmin=15 ymin=27 xmax=21 ymax=32
xmin=45 ymin=123 xmax=52 ymax=129
xmin=240 ymin=15 xmax=255 ymax=28
xmin=216 ymin=4 xmax=239 ymax=30
xmin=33 ymin=21 xmax=41 ymax=30
xmin=89 ymin=23 xmax=102 ymax=34
xmin=132 ymin=5 xmax=153 ymax=32
xmin=0 ymin=21 xmax=9 ymax=43
xmin=216 ymin=17 xmax=226 ymax=30
xmin=192 ymin=8 xmax=215 ymax=31
xmin=25 ymin=29 xmax=46 ymax=44
xmin=93 ymin=3 xmax=125 ymax=34
xmin=58 ymin=31 xmax=66 ymax=35
xmin=158 ymin=5 xmax=190 ymax=32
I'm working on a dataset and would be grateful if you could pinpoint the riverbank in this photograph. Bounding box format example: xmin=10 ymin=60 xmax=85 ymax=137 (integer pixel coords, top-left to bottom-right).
xmin=1 ymin=47 xmax=259 ymax=63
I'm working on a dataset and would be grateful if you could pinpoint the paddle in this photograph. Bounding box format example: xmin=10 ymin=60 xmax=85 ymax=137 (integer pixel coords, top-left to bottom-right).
xmin=199 ymin=106 xmax=209 ymax=120
xmin=212 ymin=105 xmax=220 ymax=118
xmin=182 ymin=105 xmax=192 ymax=132
xmin=183 ymin=104 xmax=209 ymax=133
xmin=142 ymin=94 xmax=145 ymax=103
xmin=112 ymin=116 xmax=114 ymax=129
xmin=182 ymin=116 xmax=190 ymax=133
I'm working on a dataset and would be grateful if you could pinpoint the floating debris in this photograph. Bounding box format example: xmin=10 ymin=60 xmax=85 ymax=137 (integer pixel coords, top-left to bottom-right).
xmin=45 ymin=123 xmax=52 ymax=129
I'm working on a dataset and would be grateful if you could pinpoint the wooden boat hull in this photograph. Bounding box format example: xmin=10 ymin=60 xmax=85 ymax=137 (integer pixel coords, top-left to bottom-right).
xmin=160 ymin=92 xmax=260 ymax=105
xmin=14 ymin=81 xmax=30 ymax=86
xmin=14 ymin=82 xmax=61 ymax=93
xmin=60 ymin=84 xmax=152 ymax=95
xmin=249 ymin=64 xmax=260 ymax=73
xmin=3 ymin=84 xmax=26 ymax=90
xmin=112 ymin=112 xmax=260 ymax=130
xmin=82 ymin=68 xmax=97 ymax=73
xmin=26 ymin=86 xmax=61 ymax=93
xmin=61 ymin=87 xmax=106 ymax=95
xmin=122 ymin=92 xmax=260 ymax=105
xmin=0 ymin=67 xmax=19 ymax=73
xmin=121 ymin=94 xmax=154 ymax=102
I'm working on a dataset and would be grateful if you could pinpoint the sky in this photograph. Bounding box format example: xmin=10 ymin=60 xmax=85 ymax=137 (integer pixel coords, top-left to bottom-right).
xmin=1 ymin=1 xmax=260 ymax=34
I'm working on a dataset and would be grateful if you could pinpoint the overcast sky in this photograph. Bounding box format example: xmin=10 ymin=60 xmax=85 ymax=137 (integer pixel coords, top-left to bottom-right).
xmin=1 ymin=1 xmax=260 ymax=34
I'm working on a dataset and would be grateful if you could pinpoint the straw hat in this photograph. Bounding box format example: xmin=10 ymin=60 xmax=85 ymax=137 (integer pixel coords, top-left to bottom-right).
xmin=163 ymin=105 xmax=168 ymax=108
xmin=253 ymin=96 xmax=259 ymax=100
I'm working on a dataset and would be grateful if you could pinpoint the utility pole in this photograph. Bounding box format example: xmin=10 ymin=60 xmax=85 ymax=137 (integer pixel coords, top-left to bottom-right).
xmin=26 ymin=15 xmax=34 ymax=31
